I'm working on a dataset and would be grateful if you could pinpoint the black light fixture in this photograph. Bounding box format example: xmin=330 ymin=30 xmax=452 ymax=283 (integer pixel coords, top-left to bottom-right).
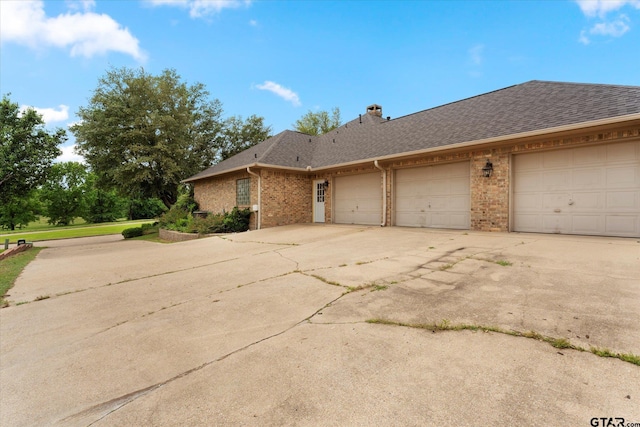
xmin=323 ymin=179 xmax=329 ymax=189
xmin=482 ymin=159 xmax=493 ymax=178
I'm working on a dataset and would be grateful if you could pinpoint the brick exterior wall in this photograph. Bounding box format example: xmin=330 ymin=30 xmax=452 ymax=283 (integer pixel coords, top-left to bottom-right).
xmin=261 ymin=170 xmax=312 ymax=228
xmin=193 ymin=169 xmax=312 ymax=230
xmin=193 ymin=123 xmax=640 ymax=232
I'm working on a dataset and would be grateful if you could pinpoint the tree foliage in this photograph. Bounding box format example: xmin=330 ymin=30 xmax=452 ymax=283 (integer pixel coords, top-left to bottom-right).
xmin=0 ymin=94 xmax=64 ymax=206
xmin=293 ymin=107 xmax=341 ymax=135
xmin=0 ymin=192 xmax=40 ymax=231
xmin=72 ymin=67 xmax=225 ymax=208
xmin=40 ymin=162 xmax=89 ymax=226
xmin=220 ymin=115 xmax=272 ymax=161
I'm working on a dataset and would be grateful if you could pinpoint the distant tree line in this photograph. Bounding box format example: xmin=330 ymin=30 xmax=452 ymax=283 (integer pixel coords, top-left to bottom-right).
xmin=2 ymin=66 xmax=340 ymax=231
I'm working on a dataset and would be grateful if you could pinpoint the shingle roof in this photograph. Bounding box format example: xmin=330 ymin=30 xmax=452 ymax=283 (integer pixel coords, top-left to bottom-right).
xmin=184 ymin=130 xmax=316 ymax=182
xmin=185 ymin=80 xmax=640 ymax=181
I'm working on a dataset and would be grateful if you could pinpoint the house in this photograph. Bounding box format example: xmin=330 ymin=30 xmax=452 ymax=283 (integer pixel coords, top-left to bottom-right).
xmin=184 ymin=80 xmax=640 ymax=238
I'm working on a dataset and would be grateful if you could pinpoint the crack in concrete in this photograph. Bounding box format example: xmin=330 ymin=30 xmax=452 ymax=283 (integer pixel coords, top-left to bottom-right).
xmin=63 ymin=275 xmax=352 ymax=426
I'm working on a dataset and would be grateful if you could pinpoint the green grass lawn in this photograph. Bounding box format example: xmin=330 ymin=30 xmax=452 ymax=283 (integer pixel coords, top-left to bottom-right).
xmin=1 ymin=247 xmax=44 ymax=307
xmin=0 ymin=219 xmax=156 ymax=243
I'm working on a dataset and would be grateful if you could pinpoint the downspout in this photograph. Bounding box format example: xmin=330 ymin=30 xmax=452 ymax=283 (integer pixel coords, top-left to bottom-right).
xmin=246 ymin=167 xmax=261 ymax=230
xmin=374 ymin=160 xmax=386 ymax=227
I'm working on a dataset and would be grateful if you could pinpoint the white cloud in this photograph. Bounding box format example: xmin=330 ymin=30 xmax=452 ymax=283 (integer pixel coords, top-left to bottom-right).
xmin=590 ymin=15 xmax=631 ymax=36
xmin=249 ymin=19 xmax=258 ymax=26
xmin=256 ymin=81 xmax=301 ymax=107
xmin=0 ymin=1 xmax=146 ymax=61
xmin=576 ymin=0 xmax=640 ymax=17
xmin=468 ymin=44 xmax=484 ymax=66
xmin=145 ymin=0 xmax=251 ymax=18
xmin=65 ymin=0 xmax=96 ymax=12
xmin=20 ymin=104 xmax=70 ymax=124
xmin=579 ymin=30 xmax=591 ymax=44
xmin=56 ymin=144 xmax=85 ymax=163
xmin=576 ymin=0 xmax=638 ymax=43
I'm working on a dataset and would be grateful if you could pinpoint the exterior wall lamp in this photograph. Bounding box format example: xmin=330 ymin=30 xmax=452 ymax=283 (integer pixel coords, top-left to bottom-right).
xmin=323 ymin=179 xmax=329 ymax=189
xmin=482 ymin=159 xmax=493 ymax=178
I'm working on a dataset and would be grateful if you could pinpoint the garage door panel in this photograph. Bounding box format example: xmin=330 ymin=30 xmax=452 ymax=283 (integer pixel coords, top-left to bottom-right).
xmin=542 ymin=215 xmax=571 ymax=234
xmin=448 ymin=213 xmax=471 ymax=229
xmin=574 ymin=145 xmax=605 ymax=165
xmin=571 ymin=215 xmax=602 ymax=234
xmin=606 ymin=216 xmax=638 ymax=234
xmin=334 ymin=173 xmax=381 ymax=225
xmin=542 ymin=193 xmax=570 ymax=208
xmin=606 ymin=191 xmax=639 ymax=210
xmin=543 ymin=170 xmax=571 ymax=190
xmin=395 ymin=162 xmax=470 ymax=229
xmin=607 ymin=142 xmax=639 ymax=161
xmin=513 ymin=141 xmax=640 ymax=237
xmin=572 ymin=192 xmax=603 ymax=209
xmin=449 ymin=195 xmax=470 ymax=210
xmin=543 ymin=150 xmax=571 ymax=168
xmin=573 ymin=169 xmax=604 ymax=188
xmin=513 ymin=214 xmax=541 ymax=232
xmin=514 ymin=194 xmax=540 ymax=211
xmin=517 ymin=153 xmax=542 ymax=170
xmin=606 ymin=166 xmax=638 ymax=188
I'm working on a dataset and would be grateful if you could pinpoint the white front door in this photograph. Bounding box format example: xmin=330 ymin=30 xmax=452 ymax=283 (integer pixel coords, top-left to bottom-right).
xmin=314 ymin=180 xmax=325 ymax=223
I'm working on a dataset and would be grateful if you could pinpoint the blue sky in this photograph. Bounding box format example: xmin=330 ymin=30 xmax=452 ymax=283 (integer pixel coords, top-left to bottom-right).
xmin=1 ymin=0 xmax=639 ymax=162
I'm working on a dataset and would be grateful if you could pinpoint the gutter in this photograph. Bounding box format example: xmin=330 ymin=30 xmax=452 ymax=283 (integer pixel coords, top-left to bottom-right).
xmin=308 ymin=112 xmax=640 ymax=172
xmin=373 ymin=160 xmax=386 ymax=227
xmin=185 ymin=112 xmax=640 ymax=181
xmin=246 ymin=167 xmax=261 ymax=230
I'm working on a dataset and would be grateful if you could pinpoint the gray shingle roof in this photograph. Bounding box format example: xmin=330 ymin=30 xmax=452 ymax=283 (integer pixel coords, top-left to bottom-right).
xmin=185 ymin=80 xmax=640 ymax=181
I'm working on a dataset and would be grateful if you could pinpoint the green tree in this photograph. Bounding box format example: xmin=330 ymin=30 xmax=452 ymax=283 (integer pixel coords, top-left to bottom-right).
xmin=220 ymin=115 xmax=272 ymax=161
xmin=293 ymin=107 xmax=341 ymax=135
xmin=0 ymin=192 xmax=40 ymax=231
xmin=0 ymin=94 xmax=64 ymax=208
xmin=71 ymin=67 xmax=224 ymax=209
xmin=41 ymin=162 xmax=89 ymax=226
xmin=82 ymin=173 xmax=126 ymax=223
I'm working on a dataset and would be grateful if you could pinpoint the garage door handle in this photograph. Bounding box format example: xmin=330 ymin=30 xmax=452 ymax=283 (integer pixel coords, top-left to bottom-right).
xmin=568 ymin=200 xmax=574 ymax=206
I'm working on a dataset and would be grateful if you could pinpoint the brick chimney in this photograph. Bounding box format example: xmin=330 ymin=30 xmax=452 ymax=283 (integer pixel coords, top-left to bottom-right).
xmin=366 ymin=104 xmax=382 ymax=117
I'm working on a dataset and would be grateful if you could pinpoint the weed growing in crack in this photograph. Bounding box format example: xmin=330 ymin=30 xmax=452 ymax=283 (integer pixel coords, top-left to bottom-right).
xmin=440 ymin=264 xmax=453 ymax=271
xmin=590 ymin=347 xmax=640 ymax=365
xmin=310 ymin=274 xmax=342 ymax=287
xmin=371 ymin=284 xmax=388 ymax=292
xmin=34 ymin=295 xmax=50 ymax=301
xmin=495 ymin=260 xmax=512 ymax=267
xmin=364 ymin=318 xmax=640 ymax=367
xmin=549 ymin=338 xmax=572 ymax=349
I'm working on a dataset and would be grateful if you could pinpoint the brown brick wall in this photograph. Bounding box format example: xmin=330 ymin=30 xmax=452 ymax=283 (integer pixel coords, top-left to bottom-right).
xmin=193 ymin=170 xmax=259 ymax=230
xmin=193 ymin=123 xmax=640 ymax=233
xmin=261 ymin=170 xmax=312 ymax=228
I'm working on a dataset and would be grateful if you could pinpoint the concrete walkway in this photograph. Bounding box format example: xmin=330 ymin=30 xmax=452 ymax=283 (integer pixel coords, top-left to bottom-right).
xmin=1 ymin=225 xmax=639 ymax=426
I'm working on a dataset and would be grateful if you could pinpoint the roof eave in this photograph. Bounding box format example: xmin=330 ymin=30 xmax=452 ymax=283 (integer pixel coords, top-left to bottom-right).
xmin=182 ymin=162 xmax=311 ymax=183
xmin=311 ymin=112 xmax=640 ymax=171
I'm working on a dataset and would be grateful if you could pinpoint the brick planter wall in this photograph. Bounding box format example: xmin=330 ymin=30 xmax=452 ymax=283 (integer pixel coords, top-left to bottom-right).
xmin=0 ymin=243 xmax=33 ymax=261
xmin=158 ymin=229 xmax=202 ymax=242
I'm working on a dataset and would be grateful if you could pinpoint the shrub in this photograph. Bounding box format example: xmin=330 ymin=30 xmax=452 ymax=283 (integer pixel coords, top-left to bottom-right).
xmin=188 ymin=213 xmax=224 ymax=234
xmin=140 ymin=222 xmax=158 ymax=235
xmin=122 ymin=227 xmax=143 ymax=238
xmin=221 ymin=207 xmax=251 ymax=232
xmin=159 ymin=205 xmax=190 ymax=231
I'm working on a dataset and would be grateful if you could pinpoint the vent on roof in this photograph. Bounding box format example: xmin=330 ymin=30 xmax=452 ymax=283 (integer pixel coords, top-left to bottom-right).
xmin=366 ymin=104 xmax=382 ymax=117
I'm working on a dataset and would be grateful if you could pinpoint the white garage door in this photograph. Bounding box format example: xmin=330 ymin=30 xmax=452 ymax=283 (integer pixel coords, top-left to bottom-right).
xmin=334 ymin=173 xmax=382 ymax=225
xmin=395 ymin=162 xmax=470 ymax=229
xmin=513 ymin=141 xmax=640 ymax=237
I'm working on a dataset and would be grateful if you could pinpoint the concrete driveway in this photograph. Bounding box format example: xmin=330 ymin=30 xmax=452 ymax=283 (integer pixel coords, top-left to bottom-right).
xmin=1 ymin=225 xmax=639 ymax=426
